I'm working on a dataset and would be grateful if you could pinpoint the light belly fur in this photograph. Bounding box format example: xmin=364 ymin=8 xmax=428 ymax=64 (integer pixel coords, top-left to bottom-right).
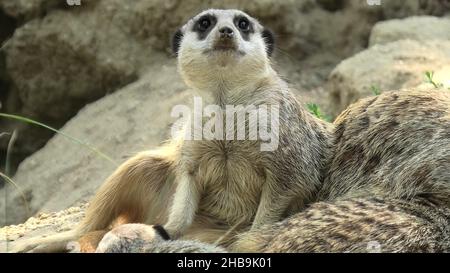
xmin=188 ymin=140 xmax=266 ymax=225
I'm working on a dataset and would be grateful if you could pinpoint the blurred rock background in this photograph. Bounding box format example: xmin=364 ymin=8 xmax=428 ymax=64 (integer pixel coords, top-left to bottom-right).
xmin=0 ymin=0 xmax=449 ymax=228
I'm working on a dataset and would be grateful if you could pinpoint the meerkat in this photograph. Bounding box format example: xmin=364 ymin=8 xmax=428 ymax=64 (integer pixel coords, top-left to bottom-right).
xmin=233 ymin=198 xmax=450 ymax=253
xmin=93 ymin=198 xmax=450 ymax=253
xmin=11 ymin=9 xmax=450 ymax=253
xmin=12 ymin=9 xmax=333 ymax=253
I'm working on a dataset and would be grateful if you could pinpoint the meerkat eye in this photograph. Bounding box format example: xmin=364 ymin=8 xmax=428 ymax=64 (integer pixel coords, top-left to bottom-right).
xmin=237 ymin=17 xmax=250 ymax=31
xmin=198 ymin=17 xmax=211 ymax=31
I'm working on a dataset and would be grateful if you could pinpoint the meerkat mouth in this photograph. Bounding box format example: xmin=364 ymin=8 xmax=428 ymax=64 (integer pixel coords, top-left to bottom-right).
xmin=213 ymin=43 xmax=237 ymax=51
xmin=204 ymin=38 xmax=245 ymax=55
xmin=213 ymin=36 xmax=237 ymax=50
xmin=205 ymin=43 xmax=246 ymax=56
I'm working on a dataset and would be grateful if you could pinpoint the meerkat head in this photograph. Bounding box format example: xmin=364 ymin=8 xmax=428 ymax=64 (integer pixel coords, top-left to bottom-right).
xmin=172 ymin=9 xmax=275 ymax=91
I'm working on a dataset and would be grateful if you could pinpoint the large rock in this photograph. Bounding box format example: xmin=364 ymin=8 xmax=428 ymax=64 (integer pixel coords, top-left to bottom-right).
xmin=327 ymin=40 xmax=450 ymax=116
xmin=1 ymin=59 xmax=189 ymax=226
xmin=3 ymin=7 xmax=156 ymax=121
xmin=0 ymin=0 xmax=165 ymax=166
xmin=369 ymin=16 xmax=450 ymax=46
xmin=3 ymin=0 xmax=450 ymax=167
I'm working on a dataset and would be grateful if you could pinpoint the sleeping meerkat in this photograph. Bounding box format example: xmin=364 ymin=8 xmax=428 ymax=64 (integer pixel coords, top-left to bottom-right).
xmin=11 ymin=9 xmax=450 ymax=253
xmin=93 ymin=198 xmax=450 ymax=253
xmin=233 ymin=87 xmax=450 ymax=251
xmin=12 ymin=9 xmax=333 ymax=252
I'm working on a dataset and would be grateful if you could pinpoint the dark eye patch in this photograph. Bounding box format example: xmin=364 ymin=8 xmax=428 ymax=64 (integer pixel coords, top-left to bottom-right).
xmin=192 ymin=14 xmax=217 ymax=40
xmin=233 ymin=15 xmax=254 ymax=41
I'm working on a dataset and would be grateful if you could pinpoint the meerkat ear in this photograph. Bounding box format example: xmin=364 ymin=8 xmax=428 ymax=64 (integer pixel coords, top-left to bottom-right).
xmin=171 ymin=29 xmax=184 ymax=56
xmin=261 ymin=28 xmax=275 ymax=57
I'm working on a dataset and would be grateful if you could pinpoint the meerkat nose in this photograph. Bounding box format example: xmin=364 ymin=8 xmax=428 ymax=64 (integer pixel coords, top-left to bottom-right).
xmin=219 ymin=27 xmax=234 ymax=39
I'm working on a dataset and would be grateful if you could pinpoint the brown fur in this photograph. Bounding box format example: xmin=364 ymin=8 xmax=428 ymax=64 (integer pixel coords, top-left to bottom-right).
xmin=232 ymin=90 xmax=450 ymax=252
xmin=320 ymin=90 xmax=450 ymax=206
xmin=233 ymin=198 xmax=450 ymax=252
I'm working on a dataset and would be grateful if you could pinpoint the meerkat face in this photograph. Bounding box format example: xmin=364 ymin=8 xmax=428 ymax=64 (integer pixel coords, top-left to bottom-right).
xmin=172 ymin=9 xmax=275 ymax=91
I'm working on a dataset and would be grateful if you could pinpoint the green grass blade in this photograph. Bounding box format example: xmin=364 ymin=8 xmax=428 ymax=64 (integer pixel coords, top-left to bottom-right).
xmin=371 ymin=85 xmax=381 ymax=96
xmin=0 ymin=113 xmax=117 ymax=166
xmin=424 ymin=71 xmax=442 ymax=88
xmin=306 ymin=103 xmax=332 ymax=122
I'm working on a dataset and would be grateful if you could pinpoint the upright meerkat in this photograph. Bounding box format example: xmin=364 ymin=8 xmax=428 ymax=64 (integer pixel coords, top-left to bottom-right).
xmin=11 ymin=9 xmax=450 ymax=253
xmin=12 ymin=9 xmax=333 ymax=252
